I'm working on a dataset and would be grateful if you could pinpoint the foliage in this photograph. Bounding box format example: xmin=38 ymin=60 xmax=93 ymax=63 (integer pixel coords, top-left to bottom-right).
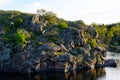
xmin=3 ymin=26 xmax=11 ymax=32
xmin=107 ymin=24 xmax=120 ymax=45
xmin=36 ymin=42 xmax=43 ymax=46
xmin=14 ymin=17 xmax=24 ymax=27
xmin=3 ymin=33 xmax=14 ymax=43
xmin=92 ymin=23 xmax=107 ymax=42
xmin=36 ymin=9 xmax=57 ymax=25
xmin=92 ymin=23 xmax=120 ymax=47
xmin=58 ymin=22 xmax=68 ymax=29
xmin=1 ymin=9 xmax=120 ymax=50
xmin=86 ymin=38 xmax=97 ymax=48
xmin=15 ymin=28 xmax=31 ymax=45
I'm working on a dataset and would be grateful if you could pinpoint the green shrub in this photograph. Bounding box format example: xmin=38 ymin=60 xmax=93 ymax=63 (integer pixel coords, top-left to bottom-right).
xmin=58 ymin=22 xmax=68 ymax=29
xmin=14 ymin=17 xmax=23 ymax=27
xmin=3 ymin=34 xmax=13 ymax=43
xmin=3 ymin=26 xmax=11 ymax=32
xmin=86 ymin=39 xmax=97 ymax=48
xmin=15 ymin=28 xmax=31 ymax=45
xmin=36 ymin=42 xmax=43 ymax=46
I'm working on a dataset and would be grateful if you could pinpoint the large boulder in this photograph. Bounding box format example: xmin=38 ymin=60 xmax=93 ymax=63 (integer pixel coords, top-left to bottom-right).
xmin=96 ymin=59 xmax=117 ymax=68
xmin=86 ymin=26 xmax=98 ymax=39
xmin=37 ymin=43 xmax=61 ymax=51
xmin=60 ymin=27 xmax=85 ymax=50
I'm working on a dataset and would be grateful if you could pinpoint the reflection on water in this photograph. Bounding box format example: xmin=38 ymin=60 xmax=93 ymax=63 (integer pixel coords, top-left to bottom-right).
xmin=0 ymin=68 xmax=106 ymax=80
xmin=0 ymin=52 xmax=119 ymax=80
xmin=65 ymin=68 xmax=106 ymax=80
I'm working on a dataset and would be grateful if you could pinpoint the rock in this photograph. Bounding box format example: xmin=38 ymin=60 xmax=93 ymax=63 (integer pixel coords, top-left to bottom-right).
xmin=105 ymin=59 xmax=117 ymax=67
xmin=40 ymin=62 xmax=47 ymax=71
xmin=65 ymin=62 xmax=72 ymax=73
xmin=51 ymin=53 xmax=71 ymax=62
xmin=38 ymin=43 xmax=61 ymax=51
xmin=70 ymin=47 xmax=88 ymax=55
xmin=30 ymin=14 xmax=48 ymax=32
xmin=0 ymin=48 xmax=12 ymax=61
xmin=72 ymin=61 xmax=78 ymax=71
xmin=0 ymin=25 xmax=3 ymax=29
xmin=60 ymin=27 xmax=85 ymax=50
xmin=47 ymin=62 xmax=65 ymax=72
xmin=32 ymin=14 xmax=40 ymax=24
xmin=19 ymin=59 xmax=41 ymax=73
xmin=0 ymin=41 xmax=4 ymax=49
xmin=60 ymin=44 xmax=69 ymax=52
xmin=36 ymin=37 xmax=47 ymax=43
xmin=86 ymin=26 xmax=98 ymax=39
xmin=83 ymin=43 xmax=91 ymax=51
xmin=95 ymin=59 xmax=117 ymax=68
xmin=0 ymin=29 xmax=6 ymax=35
xmin=10 ymin=50 xmax=32 ymax=72
xmin=0 ymin=48 xmax=12 ymax=72
xmin=95 ymin=46 xmax=106 ymax=53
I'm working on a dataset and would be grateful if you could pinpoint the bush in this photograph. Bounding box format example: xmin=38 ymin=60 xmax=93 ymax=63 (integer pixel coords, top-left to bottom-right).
xmin=15 ymin=28 xmax=31 ymax=45
xmin=86 ymin=39 xmax=97 ymax=48
xmin=58 ymin=22 xmax=68 ymax=29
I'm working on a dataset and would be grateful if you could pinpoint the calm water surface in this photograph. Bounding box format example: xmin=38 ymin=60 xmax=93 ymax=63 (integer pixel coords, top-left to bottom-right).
xmin=0 ymin=52 xmax=119 ymax=80
xmin=98 ymin=52 xmax=120 ymax=80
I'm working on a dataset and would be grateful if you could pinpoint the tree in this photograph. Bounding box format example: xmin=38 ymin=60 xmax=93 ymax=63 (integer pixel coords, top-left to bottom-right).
xmin=36 ymin=9 xmax=46 ymax=16
xmin=36 ymin=9 xmax=57 ymax=24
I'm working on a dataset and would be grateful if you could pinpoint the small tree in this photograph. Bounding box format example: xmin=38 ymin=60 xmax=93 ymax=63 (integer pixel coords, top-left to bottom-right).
xmin=36 ymin=9 xmax=46 ymax=16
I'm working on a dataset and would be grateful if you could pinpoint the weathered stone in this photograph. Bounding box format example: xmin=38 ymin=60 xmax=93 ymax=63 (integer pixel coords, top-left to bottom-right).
xmin=0 ymin=41 xmax=4 ymax=49
xmin=0 ymin=48 xmax=12 ymax=72
xmin=36 ymin=37 xmax=47 ymax=43
xmin=70 ymin=47 xmax=88 ymax=55
xmin=60 ymin=27 xmax=85 ymax=50
xmin=95 ymin=46 xmax=106 ymax=57
xmin=32 ymin=14 xmax=40 ymax=24
xmin=83 ymin=43 xmax=91 ymax=51
xmin=40 ymin=62 xmax=47 ymax=71
xmin=105 ymin=59 xmax=117 ymax=67
xmin=96 ymin=59 xmax=117 ymax=68
xmin=86 ymin=26 xmax=98 ymax=39
xmin=0 ymin=29 xmax=6 ymax=35
xmin=38 ymin=43 xmax=61 ymax=51
xmin=0 ymin=48 xmax=12 ymax=61
xmin=65 ymin=62 xmax=72 ymax=73
xmin=51 ymin=53 xmax=71 ymax=62
xmin=47 ymin=62 xmax=65 ymax=72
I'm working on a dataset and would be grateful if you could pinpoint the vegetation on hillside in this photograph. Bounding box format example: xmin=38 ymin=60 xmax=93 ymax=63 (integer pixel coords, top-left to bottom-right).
xmin=92 ymin=23 xmax=120 ymax=52
xmin=0 ymin=9 xmax=119 ymax=52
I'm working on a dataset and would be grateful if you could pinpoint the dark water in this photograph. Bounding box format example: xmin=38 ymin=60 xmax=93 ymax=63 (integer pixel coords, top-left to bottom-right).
xmin=0 ymin=52 xmax=119 ymax=80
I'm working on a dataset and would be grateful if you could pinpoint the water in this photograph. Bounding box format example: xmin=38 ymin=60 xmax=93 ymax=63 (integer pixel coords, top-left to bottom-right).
xmin=0 ymin=52 xmax=119 ymax=80
xmin=98 ymin=52 xmax=120 ymax=80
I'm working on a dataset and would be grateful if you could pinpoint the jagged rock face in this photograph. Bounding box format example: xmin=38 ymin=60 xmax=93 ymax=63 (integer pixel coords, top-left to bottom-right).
xmin=0 ymin=26 xmax=108 ymax=73
xmin=29 ymin=14 xmax=48 ymax=32
xmin=0 ymin=13 xmax=110 ymax=73
xmin=86 ymin=26 xmax=98 ymax=39
xmin=60 ymin=27 xmax=85 ymax=50
xmin=0 ymin=48 xmax=12 ymax=72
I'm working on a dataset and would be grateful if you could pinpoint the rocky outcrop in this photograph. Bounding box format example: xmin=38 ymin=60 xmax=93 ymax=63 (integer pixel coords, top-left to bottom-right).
xmin=0 ymin=13 xmax=117 ymax=73
xmin=96 ymin=59 xmax=117 ymax=68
